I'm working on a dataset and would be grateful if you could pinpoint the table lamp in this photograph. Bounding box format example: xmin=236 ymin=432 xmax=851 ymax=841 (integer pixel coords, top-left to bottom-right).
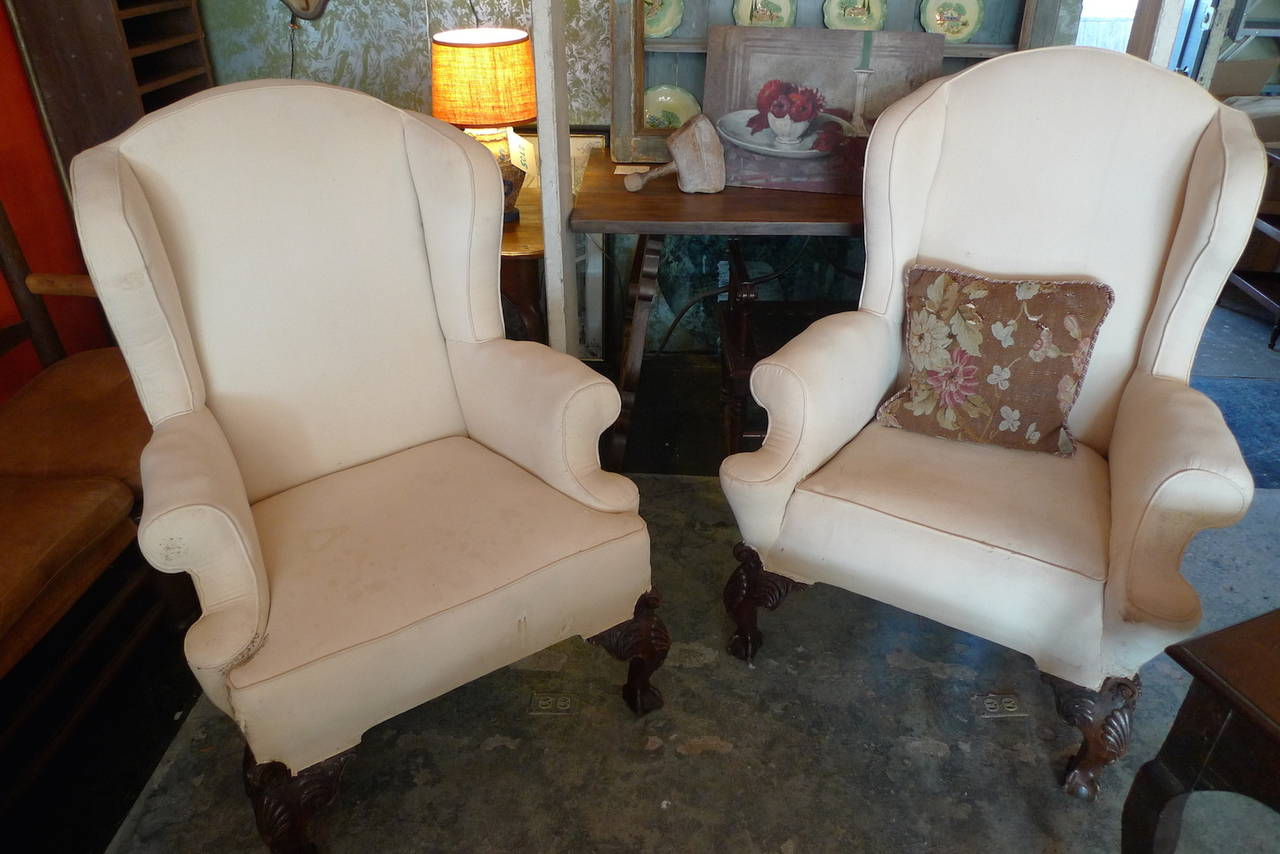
xmin=431 ymin=27 xmax=537 ymax=223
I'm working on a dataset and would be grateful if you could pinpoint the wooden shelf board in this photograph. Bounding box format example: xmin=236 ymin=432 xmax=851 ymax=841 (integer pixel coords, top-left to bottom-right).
xmin=642 ymin=39 xmax=1015 ymax=58
xmin=117 ymin=1 xmax=190 ymax=20
xmin=943 ymin=43 xmax=1017 ymax=58
xmin=127 ymin=32 xmax=199 ymax=58
xmin=136 ymin=65 xmax=207 ymax=94
xmin=643 ymin=38 xmax=708 ymax=53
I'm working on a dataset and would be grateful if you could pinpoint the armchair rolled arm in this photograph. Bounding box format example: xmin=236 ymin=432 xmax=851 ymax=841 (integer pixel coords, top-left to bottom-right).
xmin=448 ymin=339 xmax=639 ymax=513
xmin=720 ymin=310 xmax=899 ymax=553
xmin=139 ymin=407 xmax=269 ymax=711
xmin=1104 ymin=372 xmax=1253 ymax=671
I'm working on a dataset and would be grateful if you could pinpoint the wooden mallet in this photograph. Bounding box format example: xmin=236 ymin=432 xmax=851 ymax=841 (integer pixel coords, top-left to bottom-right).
xmin=624 ymin=114 xmax=725 ymax=194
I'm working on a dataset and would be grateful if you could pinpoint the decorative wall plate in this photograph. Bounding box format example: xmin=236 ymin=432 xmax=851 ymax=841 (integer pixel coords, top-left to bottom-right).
xmin=823 ymin=0 xmax=886 ymax=30
xmin=277 ymin=0 xmax=329 ymax=20
xmin=644 ymin=85 xmax=702 ymax=129
xmin=732 ymin=0 xmax=798 ymax=28
xmin=715 ymin=110 xmax=855 ymax=159
xmin=643 ymin=0 xmax=684 ymax=38
xmin=920 ymin=0 xmax=984 ymax=42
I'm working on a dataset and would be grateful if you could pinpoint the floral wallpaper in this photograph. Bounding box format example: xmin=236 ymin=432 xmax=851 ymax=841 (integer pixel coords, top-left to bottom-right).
xmin=198 ymin=1 xmax=861 ymax=353
xmin=200 ymin=0 xmax=611 ymax=125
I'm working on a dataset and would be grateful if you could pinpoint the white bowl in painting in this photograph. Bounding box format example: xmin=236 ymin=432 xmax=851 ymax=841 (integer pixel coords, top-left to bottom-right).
xmin=644 ymin=85 xmax=701 ymax=130
xmin=716 ymin=109 xmax=856 ymax=159
xmin=766 ymin=113 xmax=810 ymax=146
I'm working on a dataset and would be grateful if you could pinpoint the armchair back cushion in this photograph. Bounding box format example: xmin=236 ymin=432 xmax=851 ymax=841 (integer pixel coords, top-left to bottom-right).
xmin=862 ymin=47 xmax=1263 ymax=452
xmin=72 ymin=81 xmax=504 ymax=501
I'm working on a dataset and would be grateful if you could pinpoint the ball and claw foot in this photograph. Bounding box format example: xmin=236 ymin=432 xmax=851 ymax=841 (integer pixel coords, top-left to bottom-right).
xmin=589 ymin=591 xmax=670 ymax=716
xmin=722 ymin=542 xmax=806 ymax=662
xmin=1043 ymin=673 xmax=1141 ymax=801
xmin=242 ymin=746 xmax=355 ymax=854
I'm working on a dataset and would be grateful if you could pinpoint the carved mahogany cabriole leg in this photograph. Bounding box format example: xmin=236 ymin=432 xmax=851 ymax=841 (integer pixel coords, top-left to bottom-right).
xmin=243 ymin=746 xmax=356 ymax=854
xmin=722 ymin=542 xmax=807 ymax=662
xmin=1043 ymin=673 xmax=1142 ymax=801
xmin=589 ymin=591 xmax=671 ymax=715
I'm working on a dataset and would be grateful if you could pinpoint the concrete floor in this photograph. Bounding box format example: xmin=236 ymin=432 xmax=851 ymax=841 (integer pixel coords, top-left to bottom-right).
xmin=108 ymin=474 xmax=1280 ymax=853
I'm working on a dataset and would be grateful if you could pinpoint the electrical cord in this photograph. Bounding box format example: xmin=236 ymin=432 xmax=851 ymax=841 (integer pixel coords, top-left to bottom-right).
xmin=655 ymin=285 xmax=729 ymax=355
xmin=288 ymin=14 xmax=299 ymax=79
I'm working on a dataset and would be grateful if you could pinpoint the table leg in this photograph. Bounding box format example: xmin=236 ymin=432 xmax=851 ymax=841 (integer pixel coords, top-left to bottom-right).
xmin=500 ymin=256 xmax=547 ymax=344
xmin=1121 ymin=680 xmax=1230 ymax=854
xmin=606 ymin=233 xmax=664 ymax=470
xmin=1121 ymin=759 xmax=1190 ymax=854
xmin=719 ymin=238 xmax=756 ymax=455
xmin=584 ymin=235 xmax=604 ymax=355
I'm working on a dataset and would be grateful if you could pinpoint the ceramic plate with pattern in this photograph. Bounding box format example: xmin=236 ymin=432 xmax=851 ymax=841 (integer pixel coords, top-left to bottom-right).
xmin=732 ymin=0 xmax=797 ymax=27
xmin=920 ymin=0 xmax=983 ymax=42
xmin=643 ymin=85 xmax=701 ymax=130
xmin=643 ymin=0 xmax=684 ymax=38
xmin=823 ymin=0 xmax=885 ymax=30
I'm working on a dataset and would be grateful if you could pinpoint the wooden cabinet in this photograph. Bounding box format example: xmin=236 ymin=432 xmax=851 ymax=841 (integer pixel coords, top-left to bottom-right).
xmin=5 ymin=0 xmax=213 ymax=193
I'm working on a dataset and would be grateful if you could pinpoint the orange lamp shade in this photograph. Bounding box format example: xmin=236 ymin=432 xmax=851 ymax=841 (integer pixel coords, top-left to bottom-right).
xmin=430 ymin=28 xmax=537 ymax=128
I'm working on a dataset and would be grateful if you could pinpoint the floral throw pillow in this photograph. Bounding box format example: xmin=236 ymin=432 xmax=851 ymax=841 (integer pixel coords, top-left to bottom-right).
xmin=876 ymin=265 xmax=1114 ymax=456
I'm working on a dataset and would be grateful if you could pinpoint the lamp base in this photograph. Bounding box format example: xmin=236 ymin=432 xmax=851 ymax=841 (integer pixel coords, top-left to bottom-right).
xmin=467 ymin=127 xmax=525 ymax=222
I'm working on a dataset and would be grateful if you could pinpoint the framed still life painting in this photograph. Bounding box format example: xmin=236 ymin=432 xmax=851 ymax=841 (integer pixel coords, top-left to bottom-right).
xmin=703 ymin=26 xmax=945 ymax=194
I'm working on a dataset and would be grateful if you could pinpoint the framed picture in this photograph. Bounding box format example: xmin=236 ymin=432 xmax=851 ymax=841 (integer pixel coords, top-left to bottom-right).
xmin=703 ymin=27 xmax=943 ymax=194
xmin=610 ymin=0 xmax=1042 ymax=165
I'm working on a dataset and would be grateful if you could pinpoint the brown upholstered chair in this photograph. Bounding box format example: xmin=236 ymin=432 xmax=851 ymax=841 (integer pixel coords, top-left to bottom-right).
xmin=0 ymin=200 xmax=153 ymax=805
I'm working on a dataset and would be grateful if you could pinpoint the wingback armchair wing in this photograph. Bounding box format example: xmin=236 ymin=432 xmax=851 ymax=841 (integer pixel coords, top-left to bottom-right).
xmin=70 ymin=80 xmax=666 ymax=851
xmin=719 ymin=47 xmax=1264 ymax=800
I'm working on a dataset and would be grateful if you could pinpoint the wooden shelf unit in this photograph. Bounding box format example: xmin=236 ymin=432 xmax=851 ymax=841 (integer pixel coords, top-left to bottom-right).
xmin=116 ymin=0 xmax=213 ymax=112
xmin=6 ymin=0 xmax=214 ymax=193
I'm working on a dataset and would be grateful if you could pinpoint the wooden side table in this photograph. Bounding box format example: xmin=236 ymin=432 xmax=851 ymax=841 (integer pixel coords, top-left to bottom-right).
xmin=1121 ymin=609 xmax=1280 ymax=853
xmin=569 ymin=149 xmax=862 ymax=467
xmin=501 ymin=187 xmax=547 ymax=344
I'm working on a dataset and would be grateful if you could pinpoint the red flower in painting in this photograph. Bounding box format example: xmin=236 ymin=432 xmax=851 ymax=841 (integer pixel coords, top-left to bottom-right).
xmin=786 ymin=88 xmax=824 ymax=122
xmin=747 ymin=80 xmax=826 ymax=136
xmin=756 ymin=80 xmax=796 ymax=113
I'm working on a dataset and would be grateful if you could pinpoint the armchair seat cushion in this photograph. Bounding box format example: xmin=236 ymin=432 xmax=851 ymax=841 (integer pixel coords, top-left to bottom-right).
xmin=0 ymin=348 xmax=150 ymax=499
xmin=770 ymin=425 xmax=1112 ymax=683
xmin=224 ymin=435 xmax=649 ymax=769
xmin=794 ymin=424 xmax=1111 ymax=579
xmin=233 ymin=435 xmax=647 ymax=689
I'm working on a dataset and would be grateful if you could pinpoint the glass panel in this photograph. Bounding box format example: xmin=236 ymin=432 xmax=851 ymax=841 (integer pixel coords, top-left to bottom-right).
xmin=1075 ymin=0 xmax=1139 ymax=51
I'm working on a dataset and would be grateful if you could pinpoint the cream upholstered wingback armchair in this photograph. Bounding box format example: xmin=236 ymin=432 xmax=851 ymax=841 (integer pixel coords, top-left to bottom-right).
xmin=720 ymin=47 xmax=1264 ymax=800
xmin=70 ymin=80 xmax=667 ymax=851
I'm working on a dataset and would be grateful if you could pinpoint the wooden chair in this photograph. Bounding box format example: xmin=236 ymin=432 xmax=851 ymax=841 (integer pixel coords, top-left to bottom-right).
xmin=1226 ymin=149 xmax=1280 ymax=349
xmin=0 ymin=198 xmax=154 ymax=809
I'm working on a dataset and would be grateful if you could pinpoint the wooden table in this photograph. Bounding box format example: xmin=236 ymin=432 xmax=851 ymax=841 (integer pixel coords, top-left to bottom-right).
xmin=501 ymin=187 xmax=546 ymax=344
xmin=569 ymin=149 xmax=862 ymax=466
xmin=1121 ymin=609 xmax=1280 ymax=853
